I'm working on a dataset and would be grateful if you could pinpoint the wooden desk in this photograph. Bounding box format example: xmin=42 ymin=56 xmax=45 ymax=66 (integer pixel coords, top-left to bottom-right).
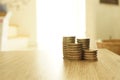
xmin=97 ymin=42 xmax=120 ymax=55
xmin=0 ymin=49 xmax=120 ymax=80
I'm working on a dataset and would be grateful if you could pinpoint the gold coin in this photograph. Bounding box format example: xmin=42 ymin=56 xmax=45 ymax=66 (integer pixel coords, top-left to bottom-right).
xmin=84 ymin=57 xmax=97 ymax=59
xmin=84 ymin=55 xmax=97 ymax=58
xmin=63 ymin=53 xmax=82 ymax=55
xmin=84 ymin=49 xmax=97 ymax=53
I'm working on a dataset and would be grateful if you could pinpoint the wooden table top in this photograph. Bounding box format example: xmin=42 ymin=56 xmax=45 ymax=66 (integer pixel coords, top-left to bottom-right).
xmin=0 ymin=49 xmax=120 ymax=80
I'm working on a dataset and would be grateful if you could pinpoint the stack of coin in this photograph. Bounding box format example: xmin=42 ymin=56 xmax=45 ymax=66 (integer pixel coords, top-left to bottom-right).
xmin=63 ymin=36 xmax=75 ymax=55
xmin=63 ymin=43 xmax=83 ymax=60
xmin=83 ymin=49 xmax=98 ymax=61
xmin=77 ymin=38 xmax=90 ymax=50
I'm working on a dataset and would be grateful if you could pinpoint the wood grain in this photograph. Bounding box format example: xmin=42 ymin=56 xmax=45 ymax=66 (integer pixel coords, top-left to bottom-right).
xmin=0 ymin=49 xmax=120 ymax=80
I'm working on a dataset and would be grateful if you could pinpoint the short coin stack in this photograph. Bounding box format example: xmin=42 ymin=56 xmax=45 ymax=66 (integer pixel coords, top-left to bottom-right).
xmin=77 ymin=38 xmax=90 ymax=50
xmin=83 ymin=49 xmax=98 ymax=61
xmin=63 ymin=36 xmax=83 ymax=60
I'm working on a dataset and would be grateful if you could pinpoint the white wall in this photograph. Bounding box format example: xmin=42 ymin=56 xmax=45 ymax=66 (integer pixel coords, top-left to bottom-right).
xmin=86 ymin=0 xmax=120 ymax=48
xmin=9 ymin=0 xmax=37 ymax=46
xmin=86 ymin=0 xmax=97 ymax=49
xmin=95 ymin=0 xmax=120 ymax=40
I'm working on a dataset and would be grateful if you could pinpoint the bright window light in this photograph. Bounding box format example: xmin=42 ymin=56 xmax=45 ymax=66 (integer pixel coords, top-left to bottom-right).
xmin=36 ymin=0 xmax=86 ymax=52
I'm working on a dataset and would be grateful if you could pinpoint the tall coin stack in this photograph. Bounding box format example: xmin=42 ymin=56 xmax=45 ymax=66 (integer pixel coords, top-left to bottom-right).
xmin=83 ymin=49 xmax=98 ymax=61
xmin=77 ymin=38 xmax=90 ymax=50
xmin=63 ymin=36 xmax=83 ymax=60
xmin=63 ymin=36 xmax=75 ymax=56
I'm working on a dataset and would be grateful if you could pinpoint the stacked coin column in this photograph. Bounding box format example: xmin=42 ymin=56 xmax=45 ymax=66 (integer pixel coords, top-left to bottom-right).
xmin=63 ymin=36 xmax=75 ymax=57
xmin=63 ymin=36 xmax=83 ymax=60
xmin=63 ymin=43 xmax=83 ymax=60
xmin=77 ymin=38 xmax=90 ymax=50
xmin=77 ymin=38 xmax=90 ymax=59
xmin=83 ymin=50 xmax=98 ymax=61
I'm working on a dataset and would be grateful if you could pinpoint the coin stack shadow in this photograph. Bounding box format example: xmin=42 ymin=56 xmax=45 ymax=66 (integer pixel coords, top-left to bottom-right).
xmin=63 ymin=36 xmax=83 ymax=60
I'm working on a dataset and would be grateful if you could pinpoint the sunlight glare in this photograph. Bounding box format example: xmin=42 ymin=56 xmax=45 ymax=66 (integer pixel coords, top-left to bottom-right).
xmin=36 ymin=0 xmax=86 ymax=52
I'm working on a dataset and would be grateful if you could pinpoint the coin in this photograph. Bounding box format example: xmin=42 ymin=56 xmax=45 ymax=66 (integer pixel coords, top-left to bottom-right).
xmin=84 ymin=49 xmax=97 ymax=53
